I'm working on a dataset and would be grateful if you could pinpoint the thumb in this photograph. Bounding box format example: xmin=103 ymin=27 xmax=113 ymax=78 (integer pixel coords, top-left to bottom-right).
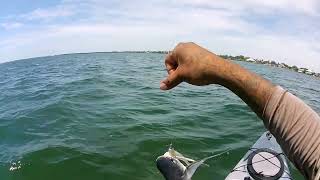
xmin=160 ymin=70 xmax=182 ymax=90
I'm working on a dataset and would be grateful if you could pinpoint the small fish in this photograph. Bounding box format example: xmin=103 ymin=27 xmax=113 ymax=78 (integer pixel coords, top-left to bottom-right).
xmin=156 ymin=146 xmax=227 ymax=180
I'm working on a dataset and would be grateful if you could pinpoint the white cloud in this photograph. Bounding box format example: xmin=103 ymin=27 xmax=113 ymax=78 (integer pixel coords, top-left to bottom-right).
xmin=0 ymin=22 xmax=23 ymax=30
xmin=17 ymin=2 xmax=81 ymax=21
xmin=244 ymin=0 xmax=319 ymax=15
xmin=0 ymin=0 xmax=319 ymax=72
xmin=180 ymin=0 xmax=320 ymax=16
xmin=25 ymin=8 xmax=74 ymax=20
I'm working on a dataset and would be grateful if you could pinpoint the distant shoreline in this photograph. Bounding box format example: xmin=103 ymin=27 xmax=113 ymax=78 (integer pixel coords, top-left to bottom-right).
xmin=218 ymin=54 xmax=320 ymax=78
xmin=113 ymin=51 xmax=319 ymax=78
xmin=106 ymin=51 xmax=320 ymax=77
xmin=3 ymin=51 xmax=319 ymax=78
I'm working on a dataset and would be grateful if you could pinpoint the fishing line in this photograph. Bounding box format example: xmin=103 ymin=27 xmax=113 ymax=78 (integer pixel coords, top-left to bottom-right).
xmin=169 ymin=60 xmax=175 ymax=149
xmin=166 ymin=50 xmax=176 ymax=149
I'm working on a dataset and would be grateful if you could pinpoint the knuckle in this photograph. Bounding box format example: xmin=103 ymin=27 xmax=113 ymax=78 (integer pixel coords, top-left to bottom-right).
xmin=176 ymin=42 xmax=185 ymax=47
xmin=176 ymin=42 xmax=196 ymax=50
xmin=174 ymin=43 xmax=186 ymax=54
xmin=175 ymin=43 xmax=183 ymax=51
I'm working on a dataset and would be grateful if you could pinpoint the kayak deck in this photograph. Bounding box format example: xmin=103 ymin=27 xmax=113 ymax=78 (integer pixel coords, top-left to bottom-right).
xmin=225 ymin=131 xmax=292 ymax=179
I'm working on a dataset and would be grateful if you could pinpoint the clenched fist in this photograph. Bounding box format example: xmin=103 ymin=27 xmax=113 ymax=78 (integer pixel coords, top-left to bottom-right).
xmin=160 ymin=42 xmax=225 ymax=90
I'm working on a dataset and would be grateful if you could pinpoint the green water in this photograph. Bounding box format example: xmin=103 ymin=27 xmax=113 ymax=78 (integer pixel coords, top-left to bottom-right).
xmin=0 ymin=52 xmax=319 ymax=179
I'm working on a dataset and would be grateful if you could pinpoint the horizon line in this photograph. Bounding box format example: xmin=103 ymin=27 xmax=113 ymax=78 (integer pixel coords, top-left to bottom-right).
xmin=0 ymin=51 xmax=319 ymax=73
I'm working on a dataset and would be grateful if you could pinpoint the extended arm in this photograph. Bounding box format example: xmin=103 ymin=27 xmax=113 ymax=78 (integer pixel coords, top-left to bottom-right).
xmin=160 ymin=43 xmax=275 ymax=117
xmin=160 ymin=42 xmax=320 ymax=179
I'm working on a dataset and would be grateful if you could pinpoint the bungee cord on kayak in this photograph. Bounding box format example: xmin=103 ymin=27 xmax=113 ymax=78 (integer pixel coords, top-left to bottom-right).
xmin=230 ymin=148 xmax=292 ymax=179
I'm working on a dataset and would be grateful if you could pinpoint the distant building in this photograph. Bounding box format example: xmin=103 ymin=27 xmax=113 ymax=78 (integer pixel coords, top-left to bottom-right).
xmin=305 ymin=69 xmax=315 ymax=75
xmin=291 ymin=66 xmax=299 ymax=72
xmin=298 ymin=68 xmax=307 ymax=73
xmin=246 ymin=58 xmax=255 ymax=62
xmin=279 ymin=63 xmax=289 ymax=69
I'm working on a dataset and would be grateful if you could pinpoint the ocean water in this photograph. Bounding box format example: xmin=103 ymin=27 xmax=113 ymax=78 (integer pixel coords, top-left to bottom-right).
xmin=0 ymin=52 xmax=319 ymax=180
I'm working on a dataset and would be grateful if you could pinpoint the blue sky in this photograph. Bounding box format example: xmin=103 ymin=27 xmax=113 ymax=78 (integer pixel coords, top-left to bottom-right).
xmin=1 ymin=0 xmax=319 ymax=72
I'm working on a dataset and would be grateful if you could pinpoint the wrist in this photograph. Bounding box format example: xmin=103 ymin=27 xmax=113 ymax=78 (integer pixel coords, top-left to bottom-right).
xmin=206 ymin=54 xmax=233 ymax=86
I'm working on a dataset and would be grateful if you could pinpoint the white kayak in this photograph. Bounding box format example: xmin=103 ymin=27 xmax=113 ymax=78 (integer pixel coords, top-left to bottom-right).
xmin=225 ymin=131 xmax=292 ymax=180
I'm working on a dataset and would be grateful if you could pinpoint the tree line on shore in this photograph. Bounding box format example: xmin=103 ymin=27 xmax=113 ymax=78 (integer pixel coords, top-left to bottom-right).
xmin=218 ymin=55 xmax=319 ymax=78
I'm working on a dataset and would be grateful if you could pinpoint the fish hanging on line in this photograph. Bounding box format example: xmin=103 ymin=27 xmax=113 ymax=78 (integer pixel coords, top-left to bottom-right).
xmin=156 ymin=145 xmax=229 ymax=180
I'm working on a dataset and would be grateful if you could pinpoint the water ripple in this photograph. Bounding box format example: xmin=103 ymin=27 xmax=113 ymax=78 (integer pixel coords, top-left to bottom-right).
xmin=0 ymin=53 xmax=315 ymax=180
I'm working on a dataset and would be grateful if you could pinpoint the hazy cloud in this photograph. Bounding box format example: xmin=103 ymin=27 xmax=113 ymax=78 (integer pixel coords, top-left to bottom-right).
xmin=0 ymin=0 xmax=319 ymax=71
xmin=0 ymin=22 xmax=23 ymax=30
xmin=24 ymin=8 xmax=74 ymax=21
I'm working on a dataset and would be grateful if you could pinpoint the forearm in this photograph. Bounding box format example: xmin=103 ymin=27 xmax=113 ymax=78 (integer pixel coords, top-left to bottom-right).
xmin=208 ymin=55 xmax=276 ymax=118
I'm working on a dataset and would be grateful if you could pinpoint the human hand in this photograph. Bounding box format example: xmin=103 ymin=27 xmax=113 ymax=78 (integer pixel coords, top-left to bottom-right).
xmin=160 ymin=42 xmax=224 ymax=90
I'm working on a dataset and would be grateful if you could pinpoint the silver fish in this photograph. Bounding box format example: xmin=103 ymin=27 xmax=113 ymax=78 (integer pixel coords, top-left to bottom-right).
xmin=156 ymin=147 xmax=226 ymax=180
